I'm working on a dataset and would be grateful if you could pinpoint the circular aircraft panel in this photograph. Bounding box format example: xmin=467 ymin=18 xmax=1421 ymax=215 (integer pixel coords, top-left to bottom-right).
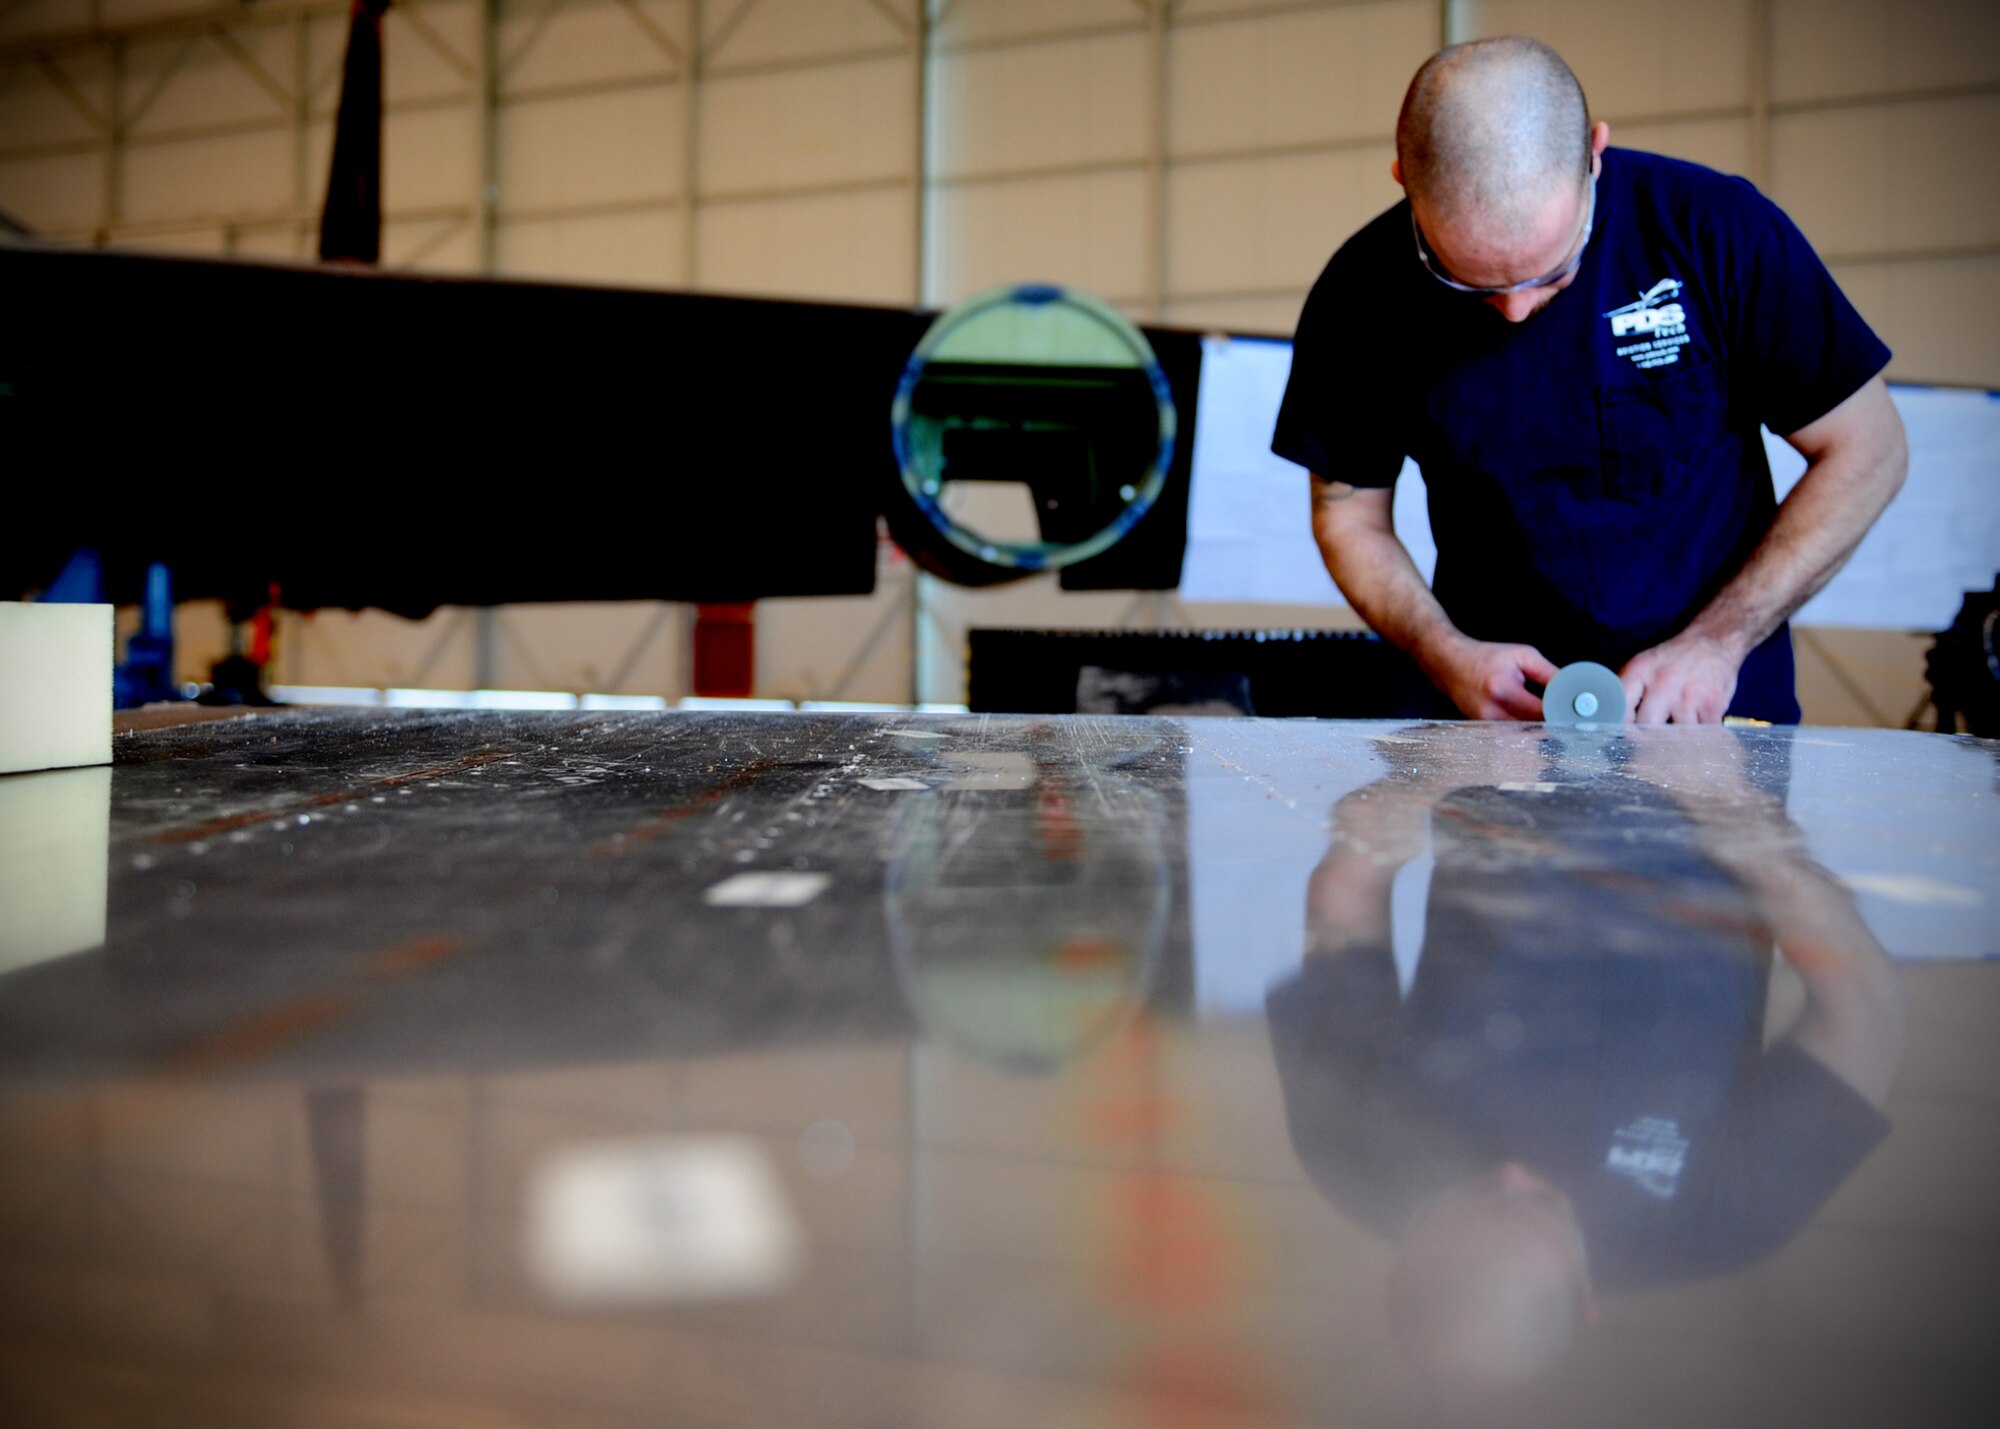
xmin=888 ymin=283 xmax=1177 ymax=585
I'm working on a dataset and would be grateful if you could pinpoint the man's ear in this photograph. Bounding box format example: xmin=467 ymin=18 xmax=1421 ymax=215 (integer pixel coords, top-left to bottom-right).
xmin=1391 ymin=156 xmax=1404 ymax=188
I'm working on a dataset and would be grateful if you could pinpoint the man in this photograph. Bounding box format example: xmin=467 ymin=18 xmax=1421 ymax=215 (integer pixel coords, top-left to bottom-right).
xmin=1272 ymin=37 xmax=1907 ymax=723
xmin=1268 ymin=724 xmax=1902 ymax=1388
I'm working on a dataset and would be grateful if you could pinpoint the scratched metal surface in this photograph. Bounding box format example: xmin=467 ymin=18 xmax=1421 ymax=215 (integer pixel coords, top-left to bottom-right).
xmin=0 ymin=710 xmax=1996 ymax=1428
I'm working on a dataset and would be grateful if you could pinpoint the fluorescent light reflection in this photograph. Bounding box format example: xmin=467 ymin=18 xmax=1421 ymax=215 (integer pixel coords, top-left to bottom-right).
xmin=268 ymin=685 xmax=383 ymax=706
xmin=270 ymin=687 xmax=965 ymax=715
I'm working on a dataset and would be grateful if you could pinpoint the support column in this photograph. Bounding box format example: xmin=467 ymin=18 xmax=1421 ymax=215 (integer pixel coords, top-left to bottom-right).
xmin=682 ymin=0 xmax=702 ymax=287
xmin=293 ymin=12 xmax=311 ymax=256
xmin=101 ymin=37 xmax=123 ymax=244
xmin=473 ymin=608 xmax=499 ymax=689
xmin=1143 ymin=0 xmax=1169 ymax=323
xmin=912 ymin=0 xmax=928 ymax=307
xmin=475 ymin=0 xmax=499 ymax=273
xmin=1747 ymin=0 xmax=1772 ymax=190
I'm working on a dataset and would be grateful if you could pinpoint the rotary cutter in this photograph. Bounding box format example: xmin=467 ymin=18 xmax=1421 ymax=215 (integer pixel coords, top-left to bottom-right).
xmin=1542 ymin=661 xmax=1626 ymax=727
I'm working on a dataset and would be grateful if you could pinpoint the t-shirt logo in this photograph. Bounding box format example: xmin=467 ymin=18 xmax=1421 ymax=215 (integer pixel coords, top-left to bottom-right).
xmin=1606 ymin=1116 xmax=1688 ymax=1199
xmin=1606 ymin=279 xmax=1692 ymax=370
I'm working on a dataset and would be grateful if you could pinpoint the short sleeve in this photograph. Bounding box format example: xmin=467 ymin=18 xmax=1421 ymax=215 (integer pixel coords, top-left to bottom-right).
xmin=1721 ymin=180 xmax=1891 ymax=436
xmin=1674 ymin=1041 xmax=1892 ymax=1277
xmin=1266 ymin=946 xmax=1406 ymax=1073
xmin=1270 ymin=231 xmax=1414 ymax=488
xmin=1266 ymin=953 xmax=1471 ymax=1241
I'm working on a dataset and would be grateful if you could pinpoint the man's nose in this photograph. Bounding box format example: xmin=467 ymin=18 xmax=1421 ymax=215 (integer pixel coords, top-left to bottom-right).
xmin=1487 ymin=290 xmax=1541 ymax=323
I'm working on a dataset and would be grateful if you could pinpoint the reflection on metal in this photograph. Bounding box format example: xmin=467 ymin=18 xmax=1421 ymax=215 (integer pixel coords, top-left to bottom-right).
xmin=1273 ymin=721 xmax=1907 ymax=1390
xmin=0 ymin=765 xmax=109 ymax=976
xmin=890 ymin=283 xmax=1176 ymax=584
xmin=0 ymin=711 xmax=1992 ymax=1423
xmin=886 ymin=750 xmax=1169 ymax=1073
xmin=526 ymin=1135 xmax=805 ymax=1306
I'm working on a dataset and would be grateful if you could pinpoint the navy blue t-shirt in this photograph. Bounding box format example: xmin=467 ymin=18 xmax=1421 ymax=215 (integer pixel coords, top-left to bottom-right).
xmin=1272 ymin=150 xmax=1892 ymax=723
xmin=1266 ymin=779 xmax=1892 ymax=1290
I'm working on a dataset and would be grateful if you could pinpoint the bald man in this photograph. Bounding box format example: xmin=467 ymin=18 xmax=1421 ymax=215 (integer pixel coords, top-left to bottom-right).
xmin=1273 ymin=37 xmax=1907 ymax=723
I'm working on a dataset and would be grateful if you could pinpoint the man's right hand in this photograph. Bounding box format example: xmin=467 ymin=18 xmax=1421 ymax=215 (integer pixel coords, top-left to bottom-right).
xmin=1309 ymin=475 xmax=1557 ymax=720
xmin=1417 ymin=633 xmax=1560 ymax=720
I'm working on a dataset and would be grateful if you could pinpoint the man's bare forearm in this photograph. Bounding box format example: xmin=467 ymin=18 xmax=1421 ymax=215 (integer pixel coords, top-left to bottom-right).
xmin=1311 ymin=475 xmax=1557 ymax=718
xmin=1629 ymin=729 xmax=1903 ymax=1102
xmin=1744 ymin=858 xmax=1904 ymax=1105
xmin=1310 ymin=476 xmax=1459 ymax=671
xmin=1307 ymin=776 xmax=1441 ymax=954
xmin=1685 ymin=377 xmax=1908 ymax=663
xmin=1620 ymin=377 xmax=1905 ymax=722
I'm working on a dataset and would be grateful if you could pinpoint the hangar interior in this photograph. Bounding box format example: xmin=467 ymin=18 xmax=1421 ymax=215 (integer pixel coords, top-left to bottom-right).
xmin=1 ymin=3 xmax=1998 ymax=1428
xmin=2 ymin=0 xmax=1995 ymax=717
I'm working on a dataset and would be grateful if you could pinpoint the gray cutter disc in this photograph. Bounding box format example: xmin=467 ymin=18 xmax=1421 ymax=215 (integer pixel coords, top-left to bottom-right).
xmin=1544 ymin=661 xmax=1626 ymax=726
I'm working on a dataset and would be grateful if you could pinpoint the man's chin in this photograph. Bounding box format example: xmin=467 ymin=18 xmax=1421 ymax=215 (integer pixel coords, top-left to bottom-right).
xmin=1491 ymin=288 xmax=1563 ymax=323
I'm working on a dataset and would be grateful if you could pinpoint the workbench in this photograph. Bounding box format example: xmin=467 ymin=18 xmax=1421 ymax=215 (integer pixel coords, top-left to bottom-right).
xmin=1 ymin=710 xmax=1994 ymax=1426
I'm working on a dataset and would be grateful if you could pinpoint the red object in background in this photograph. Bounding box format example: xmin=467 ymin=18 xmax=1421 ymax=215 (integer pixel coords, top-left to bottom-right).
xmin=693 ymin=603 xmax=756 ymax=698
xmin=248 ymin=583 xmax=279 ymax=668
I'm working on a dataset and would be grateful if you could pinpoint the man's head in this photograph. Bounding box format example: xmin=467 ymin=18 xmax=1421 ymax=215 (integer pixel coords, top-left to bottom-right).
xmin=1393 ymin=37 xmax=1609 ymax=322
xmin=1386 ymin=1161 xmax=1598 ymax=1391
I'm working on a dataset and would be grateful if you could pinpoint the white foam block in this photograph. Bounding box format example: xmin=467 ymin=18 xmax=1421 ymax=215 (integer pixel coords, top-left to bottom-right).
xmin=0 ymin=602 xmax=114 ymax=775
xmin=0 ymin=766 xmax=110 ymax=976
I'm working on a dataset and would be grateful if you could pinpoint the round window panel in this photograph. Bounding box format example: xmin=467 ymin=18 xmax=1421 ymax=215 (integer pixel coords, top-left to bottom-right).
xmin=889 ymin=284 xmax=1177 ymax=585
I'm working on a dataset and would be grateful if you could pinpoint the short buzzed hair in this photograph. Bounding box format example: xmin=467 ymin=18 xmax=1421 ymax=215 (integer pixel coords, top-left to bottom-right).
xmin=1396 ymin=37 xmax=1591 ymax=238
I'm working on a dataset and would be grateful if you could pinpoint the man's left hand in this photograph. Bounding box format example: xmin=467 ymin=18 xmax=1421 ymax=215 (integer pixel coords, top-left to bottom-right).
xmin=1620 ymin=633 xmax=1741 ymax=724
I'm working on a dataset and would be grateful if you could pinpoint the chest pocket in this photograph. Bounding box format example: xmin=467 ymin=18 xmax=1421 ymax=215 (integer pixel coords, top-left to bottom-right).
xmin=1599 ymin=350 xmax=1728 ymax=504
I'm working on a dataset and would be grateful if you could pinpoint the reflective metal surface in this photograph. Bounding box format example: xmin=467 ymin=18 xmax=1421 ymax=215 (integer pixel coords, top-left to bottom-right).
xmin=1 ymin=711 xmax=1996 ymax=1427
